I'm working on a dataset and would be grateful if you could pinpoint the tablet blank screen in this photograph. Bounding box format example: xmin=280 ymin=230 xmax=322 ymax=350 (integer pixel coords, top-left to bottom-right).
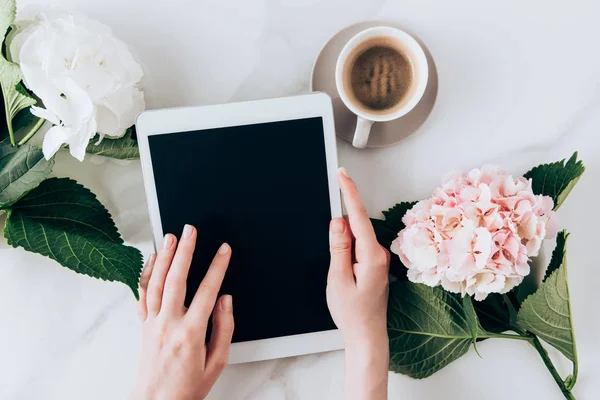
xmin=148 ymin=117 xmax=336 ymax=343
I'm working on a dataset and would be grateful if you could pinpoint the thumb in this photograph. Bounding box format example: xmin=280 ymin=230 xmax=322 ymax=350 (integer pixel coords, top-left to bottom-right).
xmin=328 ymin=218 xmax=354 ymax=284
xmin=207 ymin=295 xmax=235 ymax=373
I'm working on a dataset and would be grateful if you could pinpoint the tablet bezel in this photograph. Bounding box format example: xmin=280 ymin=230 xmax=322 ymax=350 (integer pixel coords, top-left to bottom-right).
xmin=136 ymin=93 xmax=343 ymax=364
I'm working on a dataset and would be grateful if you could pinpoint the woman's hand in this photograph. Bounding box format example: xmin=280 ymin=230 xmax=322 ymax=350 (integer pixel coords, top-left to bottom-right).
xmin=130 ymin=225 xmax=234 ymax=400
xmin=327 ymin=168 xmax=390 ymax=400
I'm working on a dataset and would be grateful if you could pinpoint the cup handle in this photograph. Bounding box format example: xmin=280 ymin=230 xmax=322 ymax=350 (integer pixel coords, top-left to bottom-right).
xmin=352 ymin=117 xmax=374 ymax=149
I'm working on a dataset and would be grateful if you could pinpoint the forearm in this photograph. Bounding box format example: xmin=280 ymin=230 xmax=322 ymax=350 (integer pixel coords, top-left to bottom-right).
xmin=343 ymin=332 xmax=389 ymax=400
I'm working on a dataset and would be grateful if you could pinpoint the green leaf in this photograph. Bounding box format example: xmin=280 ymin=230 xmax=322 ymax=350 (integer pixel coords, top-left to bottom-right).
xmin=371 ymin=218 xmax=398 ymax=251
xmin=372 ymin=201 xmax=417 ymax=279
xmin=3 ymin=177 xmax=143 ymax=297
xmin=371 ymin=202 xmax=418 ymax=244
xmin=462 ymin=296 xmax=481 ymax=341
xmin=545 ymin=230 xmax=568 ymax=282
xmin=0 ymin=11 xmax=9 ymax=142
xmin=474 ymin=293 xmax=513 ymax=334
xmin=387 ymin=281 xmax=485 ymax=378
xmin=517 ymin=233 xmax=577 ymax=362
xmin=382 ymin=202 xmax=417 ymax=230
xmin=86 ymin=127 xmax=139 ymax=160
xmin=524 ymin=152 xmax=585 ymax=210
xmin=0 ymin=0 xmax=38 ymax=145
xmin=0 ymin=87 xmax=6 ymax=142
xmin=0 ymin=141 xmax=54 ymax=209
xmin=12 ymin=106 xmax=43 ymax=140
xmin=0 ymin=1 xmax=16 ymax=54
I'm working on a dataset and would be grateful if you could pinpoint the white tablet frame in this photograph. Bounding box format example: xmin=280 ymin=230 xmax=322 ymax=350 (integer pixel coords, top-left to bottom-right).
xmin=136 ymin=93 xmax=343 ymax=364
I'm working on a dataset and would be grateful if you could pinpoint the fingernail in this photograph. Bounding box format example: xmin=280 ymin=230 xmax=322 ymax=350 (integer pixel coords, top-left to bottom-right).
xmin=221 ymin=295 xmax=233 ymax=311
xmin=162 ymin=234 xmax=173 ymax=249
xmin=148 ymin=254 xmax=156 ymax=265
xmin=338 ymin=167 xmax=349 ymax=177
xmin=330 ymin=219 xmax=345 ymax=234
xmin=218 ymin=243 xmax=230 ymax=255
xmin=182 ymin=224 xmax=194 ymax=239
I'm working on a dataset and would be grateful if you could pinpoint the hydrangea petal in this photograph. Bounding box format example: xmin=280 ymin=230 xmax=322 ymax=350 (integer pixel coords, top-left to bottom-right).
xmin=391 ymin=163 xmax=556 ymax=301
xmin=10 ymin=6 xmax=145 ymax=161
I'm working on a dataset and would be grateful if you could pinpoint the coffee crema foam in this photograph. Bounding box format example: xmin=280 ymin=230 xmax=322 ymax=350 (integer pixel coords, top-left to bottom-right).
xmin=348 ymin=43 xmax=413 ymax=112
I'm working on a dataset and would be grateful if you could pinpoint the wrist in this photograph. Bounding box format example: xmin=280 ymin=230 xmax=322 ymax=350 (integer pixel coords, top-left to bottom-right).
xmin=129 ymin=384 xmax=156 ymax=400
xmin=129 ymin=390 xmax=146 ymax=400
xmin=343 ymin=329 xmax=389 ymax=400
xmin=344 ymin=328 xmax=389 ymax=373
xmin=344 ymin=327 xmax=388 ymax=352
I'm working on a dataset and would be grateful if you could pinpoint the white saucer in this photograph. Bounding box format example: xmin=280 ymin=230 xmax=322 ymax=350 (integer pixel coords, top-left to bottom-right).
xmin=310 ymin=21 xmax=439 ymax=148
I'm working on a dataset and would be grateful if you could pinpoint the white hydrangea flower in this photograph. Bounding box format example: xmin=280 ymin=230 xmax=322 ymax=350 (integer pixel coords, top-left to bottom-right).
xmin=9 ymin=6 xmax=145 ymax=161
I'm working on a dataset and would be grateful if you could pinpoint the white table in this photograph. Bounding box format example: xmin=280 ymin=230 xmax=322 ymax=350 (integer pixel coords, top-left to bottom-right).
xmin=1 ymin=0 xmax=599 ymax=399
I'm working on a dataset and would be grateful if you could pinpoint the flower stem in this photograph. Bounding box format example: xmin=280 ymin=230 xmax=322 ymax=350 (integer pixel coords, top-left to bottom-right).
xmin=8 ymin=126 xmax=15 ymax=145
xmin=17 ymin=118 xmax=45 ymax=146
xmin=482 ymin=332 xmax=532 ymax=341
xmin=485 ymin=331 xmax=576 ymax=398
xmin=5 ymin=111 xmax=15 ymax=146
xmin=530 ymin=336 xmax=576 ymax=400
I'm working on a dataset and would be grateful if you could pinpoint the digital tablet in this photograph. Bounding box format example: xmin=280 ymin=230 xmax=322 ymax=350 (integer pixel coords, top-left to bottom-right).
xmin=136 ymin=93 xmax=343 ymax=363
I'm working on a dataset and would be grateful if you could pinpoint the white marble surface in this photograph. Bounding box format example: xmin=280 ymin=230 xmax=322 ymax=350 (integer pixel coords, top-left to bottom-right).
xmin=1 ymin=0 xmax=600 ymax=399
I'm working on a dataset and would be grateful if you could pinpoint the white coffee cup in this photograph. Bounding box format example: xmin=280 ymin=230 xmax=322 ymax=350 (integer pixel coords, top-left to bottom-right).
xmin=335 ymin=26 xmax=429 ymax=149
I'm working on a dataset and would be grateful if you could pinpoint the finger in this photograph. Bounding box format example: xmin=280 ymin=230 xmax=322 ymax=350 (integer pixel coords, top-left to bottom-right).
xmin=384 ymin=247 xmax=391 ymax=268
xmin=355 ymin=246 xmax=390 ymax=286
xmin=328 ymin=218 xmax=354 ymax=285
xmin=137 ymin=254 xmax=157 ymax=321
xmin=206 ymin=295 xmax=235 ymax=373
xmin=162 ymin=225 xmax=197 ymax=313
xmin=187 ymin=243 xmax=232 ymax=324
xmin=338 ymin=168 xmax=380 ymax=257
xmin=147 ymin=234 xmax=177 ymax=316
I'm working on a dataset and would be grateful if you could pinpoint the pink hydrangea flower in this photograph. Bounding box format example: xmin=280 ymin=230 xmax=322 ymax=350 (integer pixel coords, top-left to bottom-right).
xmin=391 ymin=166 xmax=558 ymax=301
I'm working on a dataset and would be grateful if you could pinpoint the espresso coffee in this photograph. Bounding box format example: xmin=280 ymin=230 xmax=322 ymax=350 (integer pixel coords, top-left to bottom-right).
xmin=348 ymin=43 xmax=413 ymax=112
